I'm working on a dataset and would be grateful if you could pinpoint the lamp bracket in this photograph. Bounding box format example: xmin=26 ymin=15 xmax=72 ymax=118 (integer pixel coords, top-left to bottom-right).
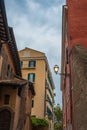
xmin=58 ymin=73 xmax=70 ymax=77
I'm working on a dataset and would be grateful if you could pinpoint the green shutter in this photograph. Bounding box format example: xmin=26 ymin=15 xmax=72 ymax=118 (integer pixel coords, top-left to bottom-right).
xmin=20 ymin=61 xmax=23 ymax=68
xmin=28 ymin=61 xmax=30 ymax=67
xmin=32 ymin=100 xmax=34 ymax=107
xmin=28 ymin=73 xmax=30 ymax=80
xmin=33 ymin=73 xmax=35 ymax=82
xmin=34 ymin=61 xmax=36 ymax=67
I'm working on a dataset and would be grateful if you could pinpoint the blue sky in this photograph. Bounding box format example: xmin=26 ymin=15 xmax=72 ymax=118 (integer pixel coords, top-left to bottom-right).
xmin=5 ymin=0 xmax=65 ymax=106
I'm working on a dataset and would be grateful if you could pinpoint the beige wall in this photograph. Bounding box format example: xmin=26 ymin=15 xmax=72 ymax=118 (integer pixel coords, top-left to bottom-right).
xmin=0 ymin=86 xmax=22 ymax=130
xmin=31 ymin=60 xmax=46 ymax=118
xmin=19 ymin=48 xmax=45 ymax=58
xmin=21 ymin=59 xmax=46 ymax=118
xmin=0 ymin=86 xmax=17 ymax=110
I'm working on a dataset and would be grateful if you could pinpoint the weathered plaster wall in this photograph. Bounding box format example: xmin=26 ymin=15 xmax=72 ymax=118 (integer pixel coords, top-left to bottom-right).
xmin=72 ymin=45 xmax=87 ymax=130
xmin=1 ymin=45 xmax=13 ymax=80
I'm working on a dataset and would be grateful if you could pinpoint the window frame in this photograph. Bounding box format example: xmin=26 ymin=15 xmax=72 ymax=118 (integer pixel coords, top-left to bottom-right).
xmin=20 ymin=61 xmax=23 ymax=68
xmin=28 ymin=73 xmax=35 ymax=82
xmin=32 ymin=100 xmax=34 ymax=108
xmin=28 ymin=60 xmax=36 ymax=68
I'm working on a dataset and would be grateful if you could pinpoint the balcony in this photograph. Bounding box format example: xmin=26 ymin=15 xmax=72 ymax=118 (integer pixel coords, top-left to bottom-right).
xmin=22 ymin=64 xmax=36 ymax=69
xmin=47 ymin=107 xmax=53 ymax=120
xmin=20 ymin=60 xmax=36 ymax=69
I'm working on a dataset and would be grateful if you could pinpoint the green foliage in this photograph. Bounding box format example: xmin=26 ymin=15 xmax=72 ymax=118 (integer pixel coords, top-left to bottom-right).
xmin=31 ymin=116 xmax=49 ymax=127
xmin=54 ymin=122 xmax=62 ymax=130
xmin=54 ymin=104 xmax=63 ymax=130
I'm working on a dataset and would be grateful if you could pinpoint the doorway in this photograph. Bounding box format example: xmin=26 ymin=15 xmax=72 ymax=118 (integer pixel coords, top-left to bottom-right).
xmin=0 ymin=109 xmax=11 ymax=130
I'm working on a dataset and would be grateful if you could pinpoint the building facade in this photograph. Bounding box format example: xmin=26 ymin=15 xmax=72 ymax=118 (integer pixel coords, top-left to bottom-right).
xmin=61 ymin=1 xmax=87 ymax=130
xmin=19 ymin=47 xmax=55 ymax=130
xmin=0 ymin=0 xmax=35 ymax=130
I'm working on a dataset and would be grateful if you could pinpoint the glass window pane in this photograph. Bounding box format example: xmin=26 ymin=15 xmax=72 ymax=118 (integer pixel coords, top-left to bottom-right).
xmin=29 ymin=61 xmax=36 ymax=67
xmin=28 ymin=73 xmax=35 ymax=82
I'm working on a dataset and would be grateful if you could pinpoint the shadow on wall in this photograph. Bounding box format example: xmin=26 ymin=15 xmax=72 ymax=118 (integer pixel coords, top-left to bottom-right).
xmin=72 ymin=45 xmax=87 ymax=130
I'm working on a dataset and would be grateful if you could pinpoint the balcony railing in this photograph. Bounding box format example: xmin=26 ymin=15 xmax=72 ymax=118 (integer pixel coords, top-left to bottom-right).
xmin=47 ymin=107 xmax=53 ymax=120
xmin=22 ymin=64 xmax=36 ymax=69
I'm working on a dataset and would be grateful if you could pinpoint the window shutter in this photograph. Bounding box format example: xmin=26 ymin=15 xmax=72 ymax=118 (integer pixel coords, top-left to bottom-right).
xmin=20 ymin=61 xmax=23 ymax=68
xmin=28 ymin=73 xmax=30 ymax=80
xmin=34 ymin=61 xmax=36 ymax=67
xmin=28 ymin=73 xmax=35 ymax=82
xmin=33 ymin=73 xmax=35 ymax=82
xmin=28 ymin=61 xmax=30 ymax=67
xmin=32 ymin=100 xmax=34 ymax=108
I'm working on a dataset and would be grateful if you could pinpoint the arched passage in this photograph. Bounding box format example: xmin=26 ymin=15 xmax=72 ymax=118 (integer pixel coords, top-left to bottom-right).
xmin=0 ymin=109 xmax=11 ymax=130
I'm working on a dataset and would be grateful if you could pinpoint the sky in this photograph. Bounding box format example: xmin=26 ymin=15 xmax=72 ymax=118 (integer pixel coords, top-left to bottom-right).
xmin=5 ymin=0 xmax=65 ymax=106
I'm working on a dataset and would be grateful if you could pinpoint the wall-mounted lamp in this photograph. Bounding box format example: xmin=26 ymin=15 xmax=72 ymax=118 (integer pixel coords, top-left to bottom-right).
xmin=54 ymin=65 xmax=59 ymax=74
xmin=54 ymin=65 xmax=70 ymax=76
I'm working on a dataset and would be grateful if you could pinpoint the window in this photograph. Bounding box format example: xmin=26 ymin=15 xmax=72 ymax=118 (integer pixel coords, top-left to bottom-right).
xmin=32 ymin=100 xmax=34 ymax=108
xmin=4 ymin=95 xmax=10 ymax=104
xmin=29 ymin=60 xmax=36 ymax=68
xmin=28 ymin=73 xmax=35 ymax=82
xmin=20 ymin=61 xmax=23 ymax=68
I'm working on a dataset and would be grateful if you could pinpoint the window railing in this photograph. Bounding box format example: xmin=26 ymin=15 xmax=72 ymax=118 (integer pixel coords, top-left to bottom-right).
xmin=47 ymin=107 xmax=53 ymax=120
xmin=48 ymin=74 xmax=54 ymax=90
xmin=22 ymin=64 xmax=36 ymax=68
xmin=20 ymin=60 xmax=36 ymax=69
xmin=47 ymin=95 xmax=53 ymax=108
xmin=45 ymin=80 xmax=54 ymax=103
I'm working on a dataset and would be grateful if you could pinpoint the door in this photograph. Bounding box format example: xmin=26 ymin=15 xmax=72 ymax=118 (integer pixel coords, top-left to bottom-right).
xmin=0 ymin=109 xmax=11 ymax=130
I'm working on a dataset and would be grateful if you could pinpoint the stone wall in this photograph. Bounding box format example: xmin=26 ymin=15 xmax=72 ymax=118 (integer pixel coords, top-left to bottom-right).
xmin=72 ymin=45 xmax=87 ymax=130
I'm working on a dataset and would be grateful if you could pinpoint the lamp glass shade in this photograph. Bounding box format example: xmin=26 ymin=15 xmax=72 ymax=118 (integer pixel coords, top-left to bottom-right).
xmin=54 ymin=65 xmax=59 ymax=74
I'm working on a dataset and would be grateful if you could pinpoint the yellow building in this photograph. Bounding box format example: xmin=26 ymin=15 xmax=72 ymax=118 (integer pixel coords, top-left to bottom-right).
xmin=19 ymin=47 xmax=55 ymax=130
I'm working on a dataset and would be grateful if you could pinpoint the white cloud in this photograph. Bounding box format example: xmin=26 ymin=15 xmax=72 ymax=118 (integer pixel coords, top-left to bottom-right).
xmin=26 ymin=0 xmax=40 ymax=11
xmin=5 ymin=0 xmax=65 ymax=105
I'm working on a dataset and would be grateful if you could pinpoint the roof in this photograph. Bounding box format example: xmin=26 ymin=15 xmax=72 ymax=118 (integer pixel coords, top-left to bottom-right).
xmin=0 ymin=0 xmax=21 ymax=76
xmin=0 ymin=78 xmax=35 ymax=96
xmin=8 ymin=27 xmax=21 ymax=76
xmin=0 ymin=79 xmax=27 ymax=86
xmin=19 ymin=47 xmax=45 ymax=55
xmin=0 ymin=0 xmax=9 ymax=41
